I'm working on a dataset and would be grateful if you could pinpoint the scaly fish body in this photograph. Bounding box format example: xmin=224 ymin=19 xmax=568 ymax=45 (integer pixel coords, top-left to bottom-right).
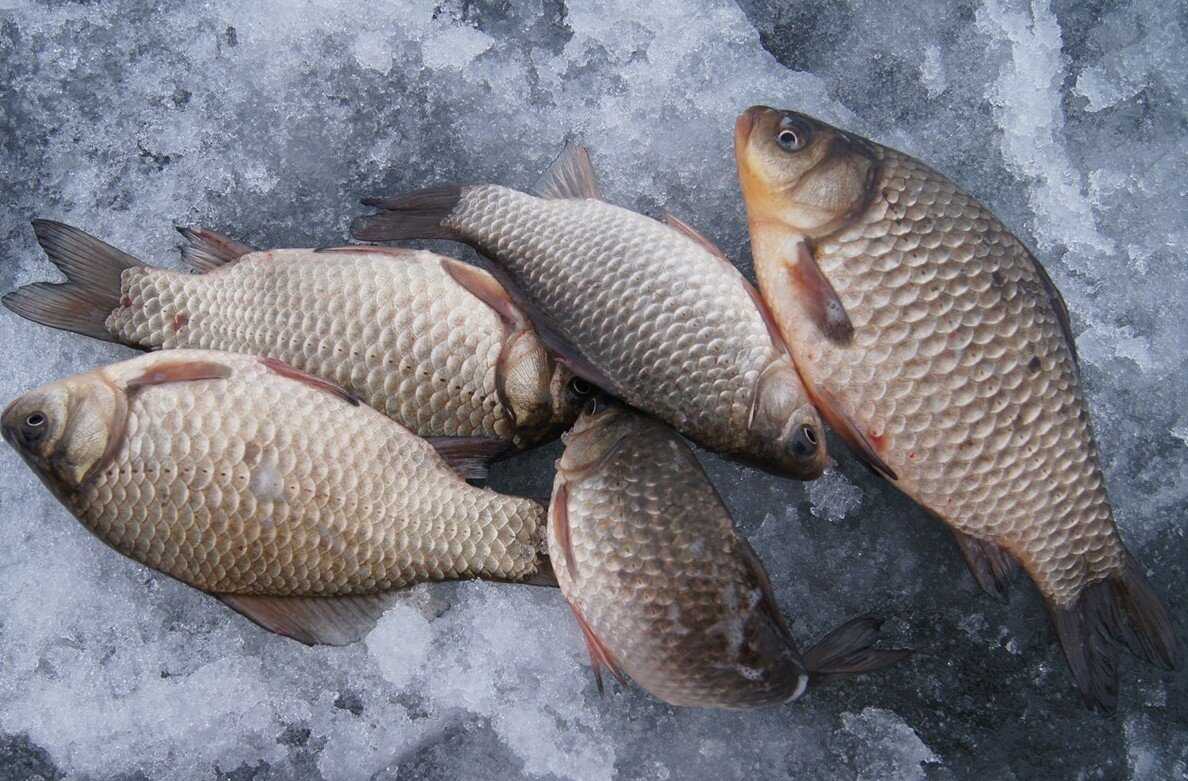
xmin=735 ymin=105 xmax=1177 ymax=708
xmin=548 ymin=405 xmax=907 ymax=708
xmin=2 ymin=350 xmax=548 ymax=643
xmin=352 ymin=147 xmax=827 ymax=479
xmin=4 ymin=222 xmax=585 ymax=451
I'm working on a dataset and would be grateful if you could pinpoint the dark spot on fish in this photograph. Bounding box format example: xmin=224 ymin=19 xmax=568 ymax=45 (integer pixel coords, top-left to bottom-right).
xmin=120 ymin=295 xmax=133 ymax=307
xmin=243 ymin=441 xmax=261 ymax=465
xmin=1028 ymin=356 xmax=1042 ymax=373
xmin=172 ymin=312 xmax=188 ymax=331
xmin=992 ymin=271 xmax=1005 ymax=287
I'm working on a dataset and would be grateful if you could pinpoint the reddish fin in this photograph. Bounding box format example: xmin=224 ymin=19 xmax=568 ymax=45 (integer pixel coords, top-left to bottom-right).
xmin=550 ymin=481 xmax=578 ymax=579
xmin=426 ymin=436 xmax=511 ymax=481
xmin=441 ymin=258 xmax=529 ymax=331
xmin=126 ymin=360 xmax=232 ymax=391
xmin=950 ymin=529 xmax=1018 ymax=601
xmin=533 ymin=143 xmax=603 ymax=200
xmin=3 ymin=220 xmax=144 ymax=343
xmin=662 ymin=212 xmax=790 ymax=356
xmin=218 ymin=592 xmax=403 ymax=646
xmin=352 ymin=186 xmax=464 ymax=243
xmin=789 ymin=240 xmax=854 ymax=344
xmin=661 ymin=211 xmax=728 ymax=260
xmin=175 ymin=226 xmax=255 ymax=272
xmin=803 ymin=616 xmax=912 ymax=681
xmin=312 ymin=245 xmax=421 ymax=258
xmin=809 ymin=386 xmax=898 ymax=481
xmin=260 ymin=356 xmax=361 ymax=406
xmin=568 ymin=601 xmax=627 ymax=693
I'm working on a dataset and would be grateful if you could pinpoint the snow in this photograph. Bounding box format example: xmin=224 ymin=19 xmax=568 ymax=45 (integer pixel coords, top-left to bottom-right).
xmin=1 ymin=0 xmax=1186 ymax=778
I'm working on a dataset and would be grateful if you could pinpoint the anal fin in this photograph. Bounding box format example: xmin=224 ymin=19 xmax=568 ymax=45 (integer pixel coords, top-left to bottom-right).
xmin=950 ymin=529 xmax=1018 ymax=601
xmin=218 ymin=592 xmax=403 ymax=646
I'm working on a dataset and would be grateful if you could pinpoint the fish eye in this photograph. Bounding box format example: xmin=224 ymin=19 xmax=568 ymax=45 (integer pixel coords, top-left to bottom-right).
xmin=25 ymin=412 xmax=46 ymax=429
xmin=789 ymin=424 xmax=819 ymax=458
xmin=776 ymin=119 xmax=809 ymax=152
xmin=569 ymin=378 xmax=593 ymax=396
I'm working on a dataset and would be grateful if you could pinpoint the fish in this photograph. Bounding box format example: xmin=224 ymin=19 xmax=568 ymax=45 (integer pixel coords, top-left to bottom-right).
xmin=3 ymin=220 xmax=591 ymax=475
xmin=1 ymin=349 xmax=554 ymax=646
xmin=547 ymin=403 xmax=909 ymax=708
xmin=351 ymin=145 xmax=828 ymax=480
xmin=734 ymin=105 xmax=1179 ymax=710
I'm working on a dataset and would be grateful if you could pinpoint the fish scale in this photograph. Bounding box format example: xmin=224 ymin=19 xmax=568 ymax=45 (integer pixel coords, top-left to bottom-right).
xmin=108 ymin=250 xmax=512 ymax=441
xmin=38 ymin=351 xmax=546 ymax=596
xmin=805 ymin=148 xmax=1117 ymax=605
xmin=446 ymin=186 xmax=773 ymax=448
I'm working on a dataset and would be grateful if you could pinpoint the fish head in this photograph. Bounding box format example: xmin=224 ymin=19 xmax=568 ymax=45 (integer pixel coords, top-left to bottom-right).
xmin=501 ymin=333 xmax=593 ymax=435
xmin=748 ymin=359 xmax=827 ymax=479
xmin=2 ymin=372 xmax=126 ymax=493
xmin=557 ymin=401 xmax=641 ymax=477
xmin=734 ymin=106 xmax=877 ymax=237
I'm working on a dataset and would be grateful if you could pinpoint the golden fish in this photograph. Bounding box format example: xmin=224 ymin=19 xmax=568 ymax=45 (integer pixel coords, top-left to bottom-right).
xmin=4 ymin=221 xmax=589 ymax=471
xmin=2 ymin=350 xmax=552 ymax=645
xmin=549 ymin=404 xmax=908 ymax=708
xmin=734 ymin=105 xmax=1178 ymax=709
xmin=352 ymin=146 xmax=827 ymax=480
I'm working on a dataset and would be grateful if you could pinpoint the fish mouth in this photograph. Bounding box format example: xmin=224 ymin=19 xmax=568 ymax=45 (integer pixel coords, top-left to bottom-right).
xmin=735 ymin=105 xmax=775 ymax=147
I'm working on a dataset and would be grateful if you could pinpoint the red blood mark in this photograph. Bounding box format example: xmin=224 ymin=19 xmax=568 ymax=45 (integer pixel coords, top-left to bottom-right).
xmin=172 ymin=312 xmax=189 ymax=331
xmin=868 ymin=431 xmax=886 ymax=451
xmin=909 ymin=452 xmax=917 ymax=461
xmin=120 ymin=295 xmax=133 ymax=307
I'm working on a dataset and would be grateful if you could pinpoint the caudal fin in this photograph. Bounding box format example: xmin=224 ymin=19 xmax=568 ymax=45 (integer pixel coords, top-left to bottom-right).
xmin=3 ymin=220 xmax=143 ymax=343
xmin=351 ymin=186 xmax=464 ymax=243
xmin=803 ymin=615 xmax=912 ymax=683
xmin=1050 ymin=551 xmax=1179 ymax=712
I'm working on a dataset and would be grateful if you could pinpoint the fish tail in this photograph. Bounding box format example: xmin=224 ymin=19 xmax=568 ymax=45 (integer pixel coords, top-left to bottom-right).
xmin=3 ymin=220 xmax=144 ymax=343
xmin=802 ymin=615 xmax=912 ymax=683
xmin=1049 ymin=549 xmax=1179 ymax=712
xmin=351 ymin=186 xmax=464 ymax=243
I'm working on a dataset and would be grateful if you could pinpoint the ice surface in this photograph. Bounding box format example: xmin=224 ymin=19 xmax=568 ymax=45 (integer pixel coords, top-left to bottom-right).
xmin=1 ymin=0 xmax=1186 ymax=778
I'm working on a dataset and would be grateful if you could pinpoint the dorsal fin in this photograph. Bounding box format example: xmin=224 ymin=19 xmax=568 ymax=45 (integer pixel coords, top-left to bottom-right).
xmin=217 ymin=592 xmax=404 ymax=646
xmin=533 ymin=143 xmax=603 ymax=200
xmin=126 ymin=360 xmax=232 ymax=392
xmin=176 ymin=226 xmax=255 ymax=272
xmin=260 ymin=356 xmax=361 ymax=406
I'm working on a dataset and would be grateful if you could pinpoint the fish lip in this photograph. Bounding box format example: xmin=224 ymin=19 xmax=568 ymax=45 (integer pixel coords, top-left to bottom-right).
xmin=735 ymin=105 xmax=774 ymax=146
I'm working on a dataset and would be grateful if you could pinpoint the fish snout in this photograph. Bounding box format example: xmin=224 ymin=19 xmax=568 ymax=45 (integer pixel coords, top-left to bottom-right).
xmin=735 ymin=106 xmax=776 ymax=146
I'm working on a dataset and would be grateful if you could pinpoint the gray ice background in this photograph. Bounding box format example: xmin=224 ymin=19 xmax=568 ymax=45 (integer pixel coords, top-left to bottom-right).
xmin=0 ymin=0 xmax=1185 ymax=778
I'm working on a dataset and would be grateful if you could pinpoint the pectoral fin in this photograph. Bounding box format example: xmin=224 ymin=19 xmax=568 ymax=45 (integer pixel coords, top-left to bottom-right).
xmin=567 ymin=600 xmax=627 ymax=694
xmin=126 ymin=360 xmax=233 ymax=392
xmin=260 ymin=357 xmax=361 ymax=406
xmin=808 ymin=386 xmax=897 ymax=481
xmin=788 ymin=239 xmax=853 ymax=344
xmin=426 ymin=436 xmax=512 ymax=481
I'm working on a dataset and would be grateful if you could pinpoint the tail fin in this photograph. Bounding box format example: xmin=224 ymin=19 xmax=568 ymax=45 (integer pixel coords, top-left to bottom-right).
xmin=351 ymin=186 xmax=464 ymax=243
xmin=803 ymin=615 xmax=912 ymax=683
xmin=1050 ymin=551 xmax=1179 ymax=712
xmin=3 ymin=220 xmax=143 ymax=342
